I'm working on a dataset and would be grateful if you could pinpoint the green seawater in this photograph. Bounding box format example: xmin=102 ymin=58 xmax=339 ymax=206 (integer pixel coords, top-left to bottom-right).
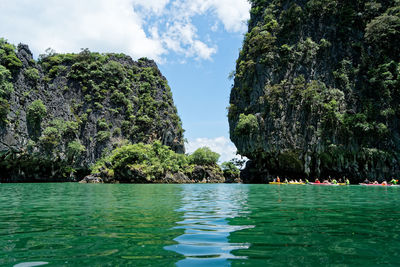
xmin=1 ymin=184 xmax=400 ymax=266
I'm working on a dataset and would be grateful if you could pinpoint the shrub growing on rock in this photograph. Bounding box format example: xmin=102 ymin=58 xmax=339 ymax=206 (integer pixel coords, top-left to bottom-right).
xmin=189 ymin=147 xmax=220 ymax=166
xmin=221 ymin=161 xmax=240 ymax=176
xmin=91 ymin=142 xmax=228 ymax=183
xmin=27 ymin=100 xmax=47 ymax=123
xmin=27 ymin=100 xmax=47 ymax=138
xmin=92 ymin=141 xmax=189 ymax=182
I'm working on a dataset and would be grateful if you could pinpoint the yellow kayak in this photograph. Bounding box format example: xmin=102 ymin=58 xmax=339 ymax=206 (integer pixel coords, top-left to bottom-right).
xmin=269 ymin=182 xmax=305 ymax=185
xmin=269 ymin=182 xmax=346 ymax=185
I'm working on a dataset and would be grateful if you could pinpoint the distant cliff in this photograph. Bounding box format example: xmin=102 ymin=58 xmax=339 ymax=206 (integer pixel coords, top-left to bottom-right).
xmin=229 ymin=0 xmax=400 ymax=182
xmin=0 ymin=39 xmax=184 ymax=181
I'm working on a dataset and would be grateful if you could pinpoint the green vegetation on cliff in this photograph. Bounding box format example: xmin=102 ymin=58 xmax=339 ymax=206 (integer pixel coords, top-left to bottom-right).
xmin=91 ymin=141 xmax=226 ymax=183
xmin=0 ymin=39 xmax=184 ymax=182
xmin=229 ymin=0 xmax=400 ymax=182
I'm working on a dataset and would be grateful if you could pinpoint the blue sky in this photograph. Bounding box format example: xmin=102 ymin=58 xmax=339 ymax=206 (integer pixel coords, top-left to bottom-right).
xmin=0 ymin=0 xmax=250 ymax=162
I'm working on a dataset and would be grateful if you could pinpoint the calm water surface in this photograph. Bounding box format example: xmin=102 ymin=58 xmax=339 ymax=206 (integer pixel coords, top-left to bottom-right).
xmin=1 ymin=184 xmax=400 ymax=266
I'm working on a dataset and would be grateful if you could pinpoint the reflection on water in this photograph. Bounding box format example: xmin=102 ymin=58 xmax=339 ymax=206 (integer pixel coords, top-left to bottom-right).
xmin=13 ymin=262 xmax=48 ymax=267
xmin=165 ymin=184 xmax=254 ymax=266
xmin=228 ymin=185 xmax=400 ymax=266
xmin=2 ymin=184 xmax=400 ymax=266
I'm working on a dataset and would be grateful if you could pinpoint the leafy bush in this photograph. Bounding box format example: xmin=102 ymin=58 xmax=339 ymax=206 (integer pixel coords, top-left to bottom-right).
xmin=67 ymin=140 xmax=86 ymax=160
xmin=97 ymin=119 xmax=109 ymax=130
xmin=45 ymin=119 xmax=79 ymax=140
xmin=113 ymin=127 xmax=121 ymax=137
xmin=92 ymin=141 xmax=189 ymax=181
xmin=0 ymin=38 xmax=22 ymax=73
xmin=235 ymin=113 xmax=258 ymax=135
xmin=189 ymin=147 xmax=220 ymax=166
xmin=39 ymin=126 xmax=61 ymax=150
xmin=365 ymin=12 xmax=400 ymax=55
xmin=27 ymin=100 xmax=47 ymax=124
xmin=96 ymin=131 xmax=111 ymax=142
xmin=24 ymin=68 xmax=40 ymax=82
xmin=121 ymin=120 xmax=131 ymax=134
xmin=0 ymin=65 xmax=14 ymax=97
xmin=221 ymin=161 xmax=240 ymax=177
xmin=103 ymin=60 xmax=125 ymax=80
xmin=64 ymin=121 xmax=79 ymax=137
xmin=0 ymin=65 xmax=14 ymax=122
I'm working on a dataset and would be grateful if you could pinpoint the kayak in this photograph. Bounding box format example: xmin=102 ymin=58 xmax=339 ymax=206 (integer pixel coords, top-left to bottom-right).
xmin=308 ymin=183 xmax=340 ymax=186
xmin=359 ymin=183 xmax=390 ymax=186
xmin=269 ymin=182 xmax=305 ymax=185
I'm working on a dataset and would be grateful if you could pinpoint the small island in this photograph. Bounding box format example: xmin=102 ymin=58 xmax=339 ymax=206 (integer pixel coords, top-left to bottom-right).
xmin=0 ymin=39 xmax=240 ymax=183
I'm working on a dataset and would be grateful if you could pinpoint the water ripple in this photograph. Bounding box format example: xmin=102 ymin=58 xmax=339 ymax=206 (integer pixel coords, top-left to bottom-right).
xmin=165 ymin=184 xmax=253 ymax=266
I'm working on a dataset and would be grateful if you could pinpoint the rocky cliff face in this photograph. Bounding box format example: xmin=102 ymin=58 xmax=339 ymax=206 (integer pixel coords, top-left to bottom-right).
xmin=229 ymin=0 xmax=400 ymax=182
xmin=0 ymin=39 xmax=184 ymax=181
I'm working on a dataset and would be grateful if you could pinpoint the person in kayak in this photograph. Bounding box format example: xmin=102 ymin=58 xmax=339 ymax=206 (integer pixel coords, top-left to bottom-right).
xmin=332 ymin=178 xmax=337 ymax=184
xmin=284 ymin=178 xmax=288 ymax=184
xmin=315 ymin=178 xmax=321 ymax=184
xmin=277 ymin=176 xmax=280 ymax=183
xmin=382 ymin=180 xmax=388 ymax=185
xmin=390 ymin=178 xmax=397 ymax=185
xmin=345 ymin=178 xmax=350 ymax=185
xmin=363 ymin=178 xmax=370 ymax=184
xmin=305 ymin=178 xmax=309 ymax=184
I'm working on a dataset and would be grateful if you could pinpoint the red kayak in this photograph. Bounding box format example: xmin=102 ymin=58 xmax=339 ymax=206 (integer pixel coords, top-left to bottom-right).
xmin=359 ymin=183 xmax=390 ymax=186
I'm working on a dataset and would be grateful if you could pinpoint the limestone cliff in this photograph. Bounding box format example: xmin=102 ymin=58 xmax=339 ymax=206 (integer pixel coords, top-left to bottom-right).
xmin=229 ymin=0 xmax=400 ymax=182
xmin=0 ymin=39 xmax=184 ymax=181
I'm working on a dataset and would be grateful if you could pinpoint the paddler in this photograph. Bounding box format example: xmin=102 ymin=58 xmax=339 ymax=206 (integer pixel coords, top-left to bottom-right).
xmin=277 ymin=176 xmax=280 ymax=183
xmin=363 ymin=178 xmax=370 ymax=184
xmin=345 ymin=178 xmax=350 ymax=185
xmin=305 ymin=178 xmax=309 ymax=184
xmin=390 ymin=178 xmax=397 ymax=185
xmin=332 ymin=178 xmax=337 ymax=184
xmin=315 ymin=178 xmax=321 ymax=184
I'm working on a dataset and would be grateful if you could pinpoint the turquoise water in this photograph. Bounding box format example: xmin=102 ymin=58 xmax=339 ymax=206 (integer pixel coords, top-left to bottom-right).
xmin=1 ymin=184 xmax=400 ymax=266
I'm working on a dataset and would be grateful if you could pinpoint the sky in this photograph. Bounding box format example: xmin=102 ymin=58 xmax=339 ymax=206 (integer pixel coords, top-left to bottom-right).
xmin=0 ymin=0 xmax=251 ymax=163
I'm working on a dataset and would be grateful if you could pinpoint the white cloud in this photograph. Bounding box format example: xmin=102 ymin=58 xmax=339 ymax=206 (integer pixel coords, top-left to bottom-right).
xmin=132 ymin=0 xmax=170 ymax=15
xmin=0 ymin=0 xmax=166 ymax=60
xmin=211 ymin=0 xmax=251 ymax=32
xmin=167 ymin=0 xmax=250 ymax=32
xmin=186 ymin=136 xmax=244 ymax=164
xmin=193 ymin=40 xmax=216 ymax=60
xmin=0 ymin=0 xmax=250 ymax=62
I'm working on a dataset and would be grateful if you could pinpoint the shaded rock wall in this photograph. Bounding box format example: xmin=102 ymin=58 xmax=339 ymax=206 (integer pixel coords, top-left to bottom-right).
xmin=229 ymin=0 xmax=400 ymax=182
